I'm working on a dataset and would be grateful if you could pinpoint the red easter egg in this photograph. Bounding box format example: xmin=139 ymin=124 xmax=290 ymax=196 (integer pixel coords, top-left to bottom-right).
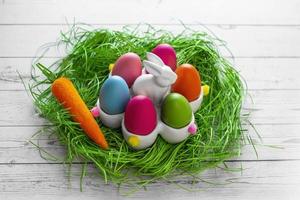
xmin=124 ymin=95 xmax=157 ymax=136
xmin=152 ymin=44 xmax=177 ymax=71
xmin=112 ymin=52 xmax=142 ymax=87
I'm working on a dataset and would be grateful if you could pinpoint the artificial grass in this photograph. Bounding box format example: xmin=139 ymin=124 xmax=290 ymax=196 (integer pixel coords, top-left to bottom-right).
xmin=29 ymin=25 xmax=246 ymax=188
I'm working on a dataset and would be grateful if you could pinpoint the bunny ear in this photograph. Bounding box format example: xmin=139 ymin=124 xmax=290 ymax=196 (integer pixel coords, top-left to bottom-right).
xmin=143 ymin=60 xmax=162 ymax=76
xmin=146 ymin=52 xmax=164 ymax=66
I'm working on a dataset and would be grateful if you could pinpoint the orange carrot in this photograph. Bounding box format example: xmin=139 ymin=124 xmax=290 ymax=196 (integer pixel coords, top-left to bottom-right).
xmin=51 ymin=77 xmax=108 ymax=149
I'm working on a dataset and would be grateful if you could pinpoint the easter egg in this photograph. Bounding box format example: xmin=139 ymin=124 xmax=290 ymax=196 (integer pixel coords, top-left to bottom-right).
xmin=152 ymin=44 xmax=177 ymax=71
xmin=112 ymin=52 xmax=142 ymax=87
xmin=124 ymin=95 xmax=157 ymax=135
xmin=171 ymin=64 xmax=201 ymax=102
xmin=99 ymin=76 xmax=130 ymax=115
xmin=161 ymin=93 xmax=192 ymax=129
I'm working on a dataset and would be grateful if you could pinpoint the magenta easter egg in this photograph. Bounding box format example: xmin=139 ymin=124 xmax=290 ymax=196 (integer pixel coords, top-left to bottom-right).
xmin=152 ymin=44 xmax=177 ymax=71
xmin=112 ymin=52 xmax=142 ymax=87
xmin=124 ymin=95 xmax=157 ymax=136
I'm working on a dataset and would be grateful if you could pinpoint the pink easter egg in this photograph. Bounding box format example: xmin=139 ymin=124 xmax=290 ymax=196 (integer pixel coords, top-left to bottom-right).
xmin=152 ymin=44 xmax=177 ymax=71
xmin=112 ymin=52 xmax=142 ymax=87
xmin=124 ymin=95 xmax=157 ymax=136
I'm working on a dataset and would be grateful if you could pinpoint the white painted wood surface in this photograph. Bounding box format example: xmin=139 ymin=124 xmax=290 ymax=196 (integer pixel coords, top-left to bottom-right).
xmin=0 ymin=0 xmax=299 ymax=199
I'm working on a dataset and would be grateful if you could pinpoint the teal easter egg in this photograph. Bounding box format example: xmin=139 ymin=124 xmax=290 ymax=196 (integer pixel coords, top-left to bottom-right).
xmin=99 ymin=76 xmax=130 ymax=115
xmin=161 ymin=93 xmax=192 ymax=128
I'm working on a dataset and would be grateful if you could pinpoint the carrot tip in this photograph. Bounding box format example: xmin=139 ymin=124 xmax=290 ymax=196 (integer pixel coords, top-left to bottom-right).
xmin=100 ymin=142 xmax=109 ymax=150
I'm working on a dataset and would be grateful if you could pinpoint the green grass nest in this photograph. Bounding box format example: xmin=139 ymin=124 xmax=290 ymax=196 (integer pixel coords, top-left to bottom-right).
xmin=30 ymin=25 xmax=246 ymax=188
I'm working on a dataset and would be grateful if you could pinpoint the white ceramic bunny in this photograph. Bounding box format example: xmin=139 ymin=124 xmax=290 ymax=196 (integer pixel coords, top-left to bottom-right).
xmin=132 ymin=52 xmax=177 ymax=105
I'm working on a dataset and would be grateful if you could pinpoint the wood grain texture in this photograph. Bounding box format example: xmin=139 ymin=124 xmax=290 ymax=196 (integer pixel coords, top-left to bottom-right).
xmin=0 ymin=161 xmax=300 ymax=200
xmin=1 ymin=25 xmax=300 ymax=58
xmin=0 ymin=0 xmax=300 ymax=25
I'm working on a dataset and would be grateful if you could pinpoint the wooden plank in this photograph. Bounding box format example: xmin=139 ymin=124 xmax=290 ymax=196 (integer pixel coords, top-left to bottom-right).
xmin=0 ymin=124 xmax=299 ymax=164
xmin=233 ymin=58 xmax=300 ymax=90
xmin=0 ymin=0 xmax=300 ymax=25
xmin=0 ymin=89 xmax=299 ymax=126
xmin=1 ymin=57 xmax=300 ymax=91
xmin=0 ymin=161 xmax=299 ymax=199
xmin=0 ymin=90 xmax=47 ymax=126
xmin=1 ymin=25 xmax=300 ymax=58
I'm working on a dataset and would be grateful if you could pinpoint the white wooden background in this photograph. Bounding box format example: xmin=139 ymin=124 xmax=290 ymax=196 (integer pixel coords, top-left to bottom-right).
xmin=1 ymin=0 xmax=300 ymax=199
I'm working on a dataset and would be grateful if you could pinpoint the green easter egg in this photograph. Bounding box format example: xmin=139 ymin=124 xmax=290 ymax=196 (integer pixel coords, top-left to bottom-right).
xmin=161 ymin=93 xmax=192 ymax=128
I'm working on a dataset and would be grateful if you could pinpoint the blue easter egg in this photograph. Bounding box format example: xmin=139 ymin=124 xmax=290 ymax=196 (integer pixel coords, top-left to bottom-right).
xmin=99 ymin=76 xmax=130 ymax=115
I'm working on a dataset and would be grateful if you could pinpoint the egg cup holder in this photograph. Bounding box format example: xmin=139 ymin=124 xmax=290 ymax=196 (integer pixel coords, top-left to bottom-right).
xmin=122 ymin=115 xmax=196 ymax=149
xmin=95 ymin=100 xmax=124 ymax=129
xmin=189 ymin=90 xmax=204 ymax=113
xmin=92 ymin=87 xmax=205 ymax=150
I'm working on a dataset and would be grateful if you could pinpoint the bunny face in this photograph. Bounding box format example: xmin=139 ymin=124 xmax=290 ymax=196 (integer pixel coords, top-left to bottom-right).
xmin=155 ymin=66 xmax=177 ymax=87
xmin=143 ymin=52 xmax=177 ymax=87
